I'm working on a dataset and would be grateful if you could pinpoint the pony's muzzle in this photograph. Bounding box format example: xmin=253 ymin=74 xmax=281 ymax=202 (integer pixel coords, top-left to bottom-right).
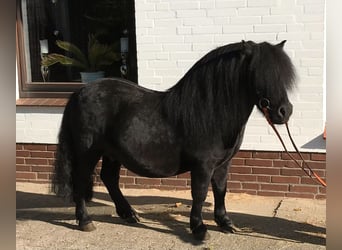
xmin=276 ymin=103 xmax=293 ymax=123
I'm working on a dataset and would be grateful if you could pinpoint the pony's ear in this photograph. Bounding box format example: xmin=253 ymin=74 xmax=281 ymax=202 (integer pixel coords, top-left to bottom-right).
xmin=276 ymin=40 xmax=287 ymax=49
xmin=241 ymin=40 xmax=252 ymax=55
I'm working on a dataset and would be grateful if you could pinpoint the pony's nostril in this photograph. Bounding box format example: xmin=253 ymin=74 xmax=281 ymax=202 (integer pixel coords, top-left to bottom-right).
xmin=278 ymin=106 xmax=286 ymax=118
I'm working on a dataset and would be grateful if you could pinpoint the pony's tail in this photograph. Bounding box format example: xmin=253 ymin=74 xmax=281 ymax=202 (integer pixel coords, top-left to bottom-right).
xmin=51 ymin=93 xmax=77 ymax=200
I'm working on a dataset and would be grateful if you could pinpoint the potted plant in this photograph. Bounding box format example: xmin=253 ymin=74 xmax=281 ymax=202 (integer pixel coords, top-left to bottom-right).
xmin=41 ymin=34 xmax=120 ymax=83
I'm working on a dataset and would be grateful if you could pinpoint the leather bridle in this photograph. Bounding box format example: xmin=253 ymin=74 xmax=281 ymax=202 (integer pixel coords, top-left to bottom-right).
xmin=259 ymin=98 xmax=327 ymax=188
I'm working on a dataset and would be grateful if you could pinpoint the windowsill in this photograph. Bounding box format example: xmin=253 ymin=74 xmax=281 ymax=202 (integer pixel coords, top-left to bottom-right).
xmin=16 ymin=98 xmax=68 ymax=107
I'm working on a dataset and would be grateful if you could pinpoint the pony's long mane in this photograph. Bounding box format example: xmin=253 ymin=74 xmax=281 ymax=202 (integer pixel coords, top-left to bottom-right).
xmin=162 ymin=41 xmax=253 ymax=139
xmin=162 ymin=41 xmax=296 ymax=139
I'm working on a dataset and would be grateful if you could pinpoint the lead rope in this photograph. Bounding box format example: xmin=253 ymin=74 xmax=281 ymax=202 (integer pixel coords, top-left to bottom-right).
xmin=262 ymin=107 xmax=327 ymax=188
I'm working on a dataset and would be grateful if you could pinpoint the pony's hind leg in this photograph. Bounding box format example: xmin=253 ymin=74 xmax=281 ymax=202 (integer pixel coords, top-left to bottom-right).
xmin=73 ymin=151 xmax=102 ymax=231
xmin=100 ymin=156 xmax=139 ymax=223
xmin=211 ymin=162 xmax=238 ymax=233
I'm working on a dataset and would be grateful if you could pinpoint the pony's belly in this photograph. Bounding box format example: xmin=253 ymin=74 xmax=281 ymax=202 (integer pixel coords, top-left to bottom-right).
xmin=115 ymin=117 xmax=182 ymax=178
xmin=119 ymin=149 xmax=181 ymax=178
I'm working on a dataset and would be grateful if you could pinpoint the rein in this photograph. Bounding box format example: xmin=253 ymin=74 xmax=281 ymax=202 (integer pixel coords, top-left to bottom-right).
xmin=259 ymin=98 xmax=327 ymax=188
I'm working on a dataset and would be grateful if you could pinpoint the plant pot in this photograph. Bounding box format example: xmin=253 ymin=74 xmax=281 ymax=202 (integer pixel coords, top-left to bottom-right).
xmin=80 ymin=71 xmax=105 ymax=83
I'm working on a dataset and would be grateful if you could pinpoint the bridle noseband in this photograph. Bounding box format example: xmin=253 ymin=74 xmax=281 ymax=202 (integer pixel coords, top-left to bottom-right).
xmin=258 ymin=98 xmax=327 ymax=188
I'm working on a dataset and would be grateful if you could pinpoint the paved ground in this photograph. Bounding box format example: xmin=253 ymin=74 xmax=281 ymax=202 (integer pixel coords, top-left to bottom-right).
xmin=16 ymin=183 xmax=326 ymax=250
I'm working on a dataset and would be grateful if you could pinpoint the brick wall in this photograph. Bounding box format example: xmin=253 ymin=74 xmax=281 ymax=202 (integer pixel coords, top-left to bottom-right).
xmin=16 ymin=143 xmax=326 ymax=199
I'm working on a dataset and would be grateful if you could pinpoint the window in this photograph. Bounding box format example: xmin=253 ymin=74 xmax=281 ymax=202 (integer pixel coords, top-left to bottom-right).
xmin=16 ymin=0 xmax=138 ymax=98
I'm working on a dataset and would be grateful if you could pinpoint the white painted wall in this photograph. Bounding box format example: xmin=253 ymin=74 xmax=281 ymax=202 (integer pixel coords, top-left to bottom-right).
xmin=16 ymin=107 xmax=63 ymax=144
xmin=16 ymin=0 xmax=326 ymax=152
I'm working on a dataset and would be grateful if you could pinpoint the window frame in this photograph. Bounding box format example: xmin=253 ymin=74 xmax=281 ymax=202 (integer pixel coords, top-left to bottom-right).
xmin=16 ymin=0 xmax=138 ymax=98
xmin=16 ymin=0 xmax=83 ymax=98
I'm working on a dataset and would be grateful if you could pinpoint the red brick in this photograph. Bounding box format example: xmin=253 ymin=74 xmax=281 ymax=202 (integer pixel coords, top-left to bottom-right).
xmin=16 ymin=150 xmax=30 ymax=157
xmin=245 ymin=159 xmax=273 ymax=167
xmin=24 ymin=144 xmax=47 ymax=151
xmin=230 ymin=166 xmax=252 ymax=174
xmin=300 ymin=177 xmax=319 ymax=185
xmin=227 ymin=181 xmax=242 ymax=189
xmin=161 ymin=179 xmax=187 ymax=186
xmin=47 ymin=145 xmax=57 ymax=151
xmin=261 ymin=183 xmax=288 ymax=192
xmin=298 ymin=169 xmax=325 ymax=178
xmin=289 ymin=185 xmax=318 ymax=193
xmin=48 ymin=159 xmax=55 ymax=165
xmin=242 ymin=182 xmax=259 ymax=190
xmin=273 ymin=159 xmax=300 ymax=168
xmin=315 ymin=194 xmax=326 ymax=199
xmin=319 ymin=186 xmax=326 ymax=194
xmin=16 ymin=158 xmax=25 ymax=164
xmin=31 ymin=151 xmax=55 ymax=158
xmin=119 ymin=177 xmax=135 ymax=184
xmin=310 ymin=153 xmax=326 ymax=161
xmin=126 ymin=170 xmax=138 ymax=177
xmin=25 ymin=158 xmax=49 ymax=165
xmin=120 ymin=169 xmax=127 ymax=176
xmin=229 ymin=174 xmax=257 ymax=182
xmin=280 ymin=168 xmax=303 ymax=176
xmin=16 ymin=165 xmax=31 ymax=171
xmin=302 ymin=161 xmax=326 ymax=170
xmin=253 ymin=152 xmax=280 ymax=159
xmin=234 ymin=151 xmax=252 ymax=158
xmin=177 ymin=172 xmax=190 ymax=179
xmin=271 ymin=176 xmax=300 ymax=184
xmin=136 ymin=178 xmax=161 ymax=185
xmin=16 ymin=144 xmax=23 ymax=150
xmin=257 ymin=175 xmax=271 ymax=183
xmin=16 ymin=172 xmax=37 ymax=179
xmin=257 ymin=191 xmax=285 ymax=197
xmin=37 ymin=173 xmax=51 ymax=180
xmin=252 ymin=167 xmax=280 ymax=175
xmin=125 ymin=184 xmax=153 ymax=189
xmin=31 ymin=166 xmax=53 ymax=172
xmin=281 ymin=152 xmax=310 ymax=160
xmin=231 ymin=158 xmax=245 ymax=165
xmin=286 ymin=193 xmax=314 ymax=199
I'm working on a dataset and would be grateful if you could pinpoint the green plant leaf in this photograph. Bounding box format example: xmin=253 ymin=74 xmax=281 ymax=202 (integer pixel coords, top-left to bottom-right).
xmin=56 ymin=40 xmax=88 ymax=68
xmin=41 ymin=54 xmax=87 ymax=70
xmin=40 ymin=34 xmax=120 ymax=72
xmin=88 ymin=41 xmax=120 ymax=71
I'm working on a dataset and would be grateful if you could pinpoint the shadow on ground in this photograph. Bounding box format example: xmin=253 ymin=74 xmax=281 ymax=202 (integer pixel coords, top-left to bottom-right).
xmin=16 ymin=190 xmax=326 ymax=246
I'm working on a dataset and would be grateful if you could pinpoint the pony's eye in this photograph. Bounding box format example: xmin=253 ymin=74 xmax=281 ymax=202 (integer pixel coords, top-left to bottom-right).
xmin=259 ymin=98 xmax=270 ymax=109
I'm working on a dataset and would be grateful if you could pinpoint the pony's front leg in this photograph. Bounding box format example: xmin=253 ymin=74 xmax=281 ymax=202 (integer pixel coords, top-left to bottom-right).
xmin=190 ymin=167 xmax=212 ymax=241
xmin=211 ymin=162 xmax=238 ymax=233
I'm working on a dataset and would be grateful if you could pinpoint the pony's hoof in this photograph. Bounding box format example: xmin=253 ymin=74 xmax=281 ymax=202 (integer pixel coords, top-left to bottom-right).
xmin=219 ymin=221 xmax=240 ymax=233
xmin=122 ymin=210 xmax=140 ymax=223
xmin=192 ymin=224 xmax=210 ymax=241
xmin=125 ymin=215 xmax=139 ymax=224
xmin=79 ymin=221 xmax=96 ymax=232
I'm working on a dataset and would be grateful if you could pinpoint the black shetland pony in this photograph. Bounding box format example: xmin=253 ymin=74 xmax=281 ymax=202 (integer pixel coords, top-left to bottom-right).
xmin=53 ymin=40 xmax=295 ymax=240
